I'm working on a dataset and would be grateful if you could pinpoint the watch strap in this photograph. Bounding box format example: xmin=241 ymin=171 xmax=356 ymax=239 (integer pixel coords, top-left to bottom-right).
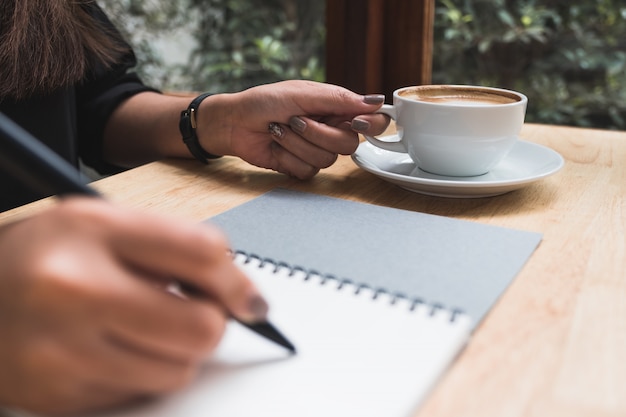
xmin=179 ymin=92 xmax=222 ymax=164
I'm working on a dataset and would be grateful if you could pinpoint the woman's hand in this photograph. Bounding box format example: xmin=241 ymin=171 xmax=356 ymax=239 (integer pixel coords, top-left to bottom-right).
xmin=197 ymin=80 xmax=390 ymax=179
xmin=103 ymin=80 xmax=389 ymax=178
xmin=0 ymin=198 xmax=265 ymax=416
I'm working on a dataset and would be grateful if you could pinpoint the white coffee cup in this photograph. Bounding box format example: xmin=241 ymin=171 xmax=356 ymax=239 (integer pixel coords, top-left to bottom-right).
xmin=363 ymin=85 xmax=528 ymax=177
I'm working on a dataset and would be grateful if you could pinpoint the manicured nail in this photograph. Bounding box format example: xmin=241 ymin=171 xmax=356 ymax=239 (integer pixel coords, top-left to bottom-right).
xmin=247 ymin=293 xmax=269 ymax=322
xmin=289 ymin=116 xmax=307 ymax=133
xmin=351 ymin=118 xmax=371 ymax=132
xmin=363 ymin=94 xmax=385 ymax=105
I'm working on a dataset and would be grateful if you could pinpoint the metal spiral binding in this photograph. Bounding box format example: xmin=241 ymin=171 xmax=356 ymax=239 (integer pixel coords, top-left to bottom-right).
xmin=233 ymin=250 xmax=466 ymax=323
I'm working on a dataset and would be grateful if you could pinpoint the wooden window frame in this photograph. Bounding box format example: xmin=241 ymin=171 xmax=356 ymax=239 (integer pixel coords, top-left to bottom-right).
xmin=325 ymin=0 xmax=435 ymax=101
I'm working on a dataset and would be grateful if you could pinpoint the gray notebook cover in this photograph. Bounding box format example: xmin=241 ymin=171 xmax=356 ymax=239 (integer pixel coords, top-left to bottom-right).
xmin=209 ymin=188 xmax=542 ymax=329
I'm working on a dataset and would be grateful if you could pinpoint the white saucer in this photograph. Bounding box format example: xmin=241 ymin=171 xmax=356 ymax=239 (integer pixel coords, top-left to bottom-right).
xmin=351 ymin=139 xmax=564 ymax=198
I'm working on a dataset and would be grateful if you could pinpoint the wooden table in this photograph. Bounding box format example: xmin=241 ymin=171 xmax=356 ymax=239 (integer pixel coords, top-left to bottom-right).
xmin=1 ymin=123 xmax=625 ymax=417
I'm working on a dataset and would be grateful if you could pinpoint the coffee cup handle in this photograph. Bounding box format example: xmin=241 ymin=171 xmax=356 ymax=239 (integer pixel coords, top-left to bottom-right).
xmin=362 ymin=104 xmax=407 ymax=153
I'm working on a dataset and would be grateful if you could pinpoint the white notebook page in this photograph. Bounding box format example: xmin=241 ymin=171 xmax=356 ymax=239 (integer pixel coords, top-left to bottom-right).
xmin=76 ymin=255 xmax=472 ymax=417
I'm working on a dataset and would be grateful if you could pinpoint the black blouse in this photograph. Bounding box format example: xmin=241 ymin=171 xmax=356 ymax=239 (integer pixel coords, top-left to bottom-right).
xmin=0 ymin=3 xmax=158 ymax=212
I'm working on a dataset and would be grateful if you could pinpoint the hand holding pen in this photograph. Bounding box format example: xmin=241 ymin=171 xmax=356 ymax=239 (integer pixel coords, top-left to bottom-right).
xmin=0 ymin=113 xmax=294 ymax=415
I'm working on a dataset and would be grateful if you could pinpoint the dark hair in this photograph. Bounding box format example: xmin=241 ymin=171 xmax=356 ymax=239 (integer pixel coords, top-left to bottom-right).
xmin=0 ymin=0 xmax=128 ymax=100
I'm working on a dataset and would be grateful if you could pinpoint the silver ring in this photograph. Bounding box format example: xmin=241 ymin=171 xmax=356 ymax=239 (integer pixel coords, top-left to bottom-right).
xmin=268 ymin=122 xmax=285 ymax=139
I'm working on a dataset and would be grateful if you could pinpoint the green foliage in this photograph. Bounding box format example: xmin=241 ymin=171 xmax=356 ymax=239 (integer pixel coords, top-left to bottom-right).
xmin=105 ymin=0 xmax=625 ymax=130
xmin=185 ymin=0 xmax=324 ymax=92
xmin=433 ymin=0 xmax=626 ymax=130
xmin=100 ymin=0 xmax=190 ymax=88
xmin=103 ymin=0 xmax=324 ymax=93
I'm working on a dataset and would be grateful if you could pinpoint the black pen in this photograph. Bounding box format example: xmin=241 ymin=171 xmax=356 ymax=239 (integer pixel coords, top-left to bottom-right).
xmin=177 ymin=282 xmax=295 ymax=353
xmin=0 ymin=111 xmax=296 ymax=354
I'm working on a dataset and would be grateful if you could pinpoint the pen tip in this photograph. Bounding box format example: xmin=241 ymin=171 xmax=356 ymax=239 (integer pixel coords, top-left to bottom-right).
xmin=243 ymin=320 xmax=297 ymax=354
xmin=265 ymin=322 xmax=297 ymax=353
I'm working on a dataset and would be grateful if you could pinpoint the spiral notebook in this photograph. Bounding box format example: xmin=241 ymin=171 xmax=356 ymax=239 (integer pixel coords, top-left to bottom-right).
xmin=211 ymin=188 xmax=543 ymax=330
xmin=5 ymin=189 xmax=540 ymax=417
xmin=72 ymin=253 xmax=472 ymax=417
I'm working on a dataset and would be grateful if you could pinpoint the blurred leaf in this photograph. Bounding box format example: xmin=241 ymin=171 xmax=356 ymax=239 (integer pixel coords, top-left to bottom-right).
xmin=433 ymin=0 xmax=626 ymax=130
xmin=497 ymin=10 xmax=516 ymax=27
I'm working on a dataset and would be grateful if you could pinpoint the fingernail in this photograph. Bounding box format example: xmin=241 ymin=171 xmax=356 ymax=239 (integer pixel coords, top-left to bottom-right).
xmin=339 ymin=120 xmax=352 ymax=131
xmin=363 ymin=94 xmax=385 ymax=105
xmin=351 ymin=118 xmax=370 ymax=132
xmin=247 ymin=293 xmax=269 ymax=322
xmin=289 ymin=116 xmax=307 ymax=133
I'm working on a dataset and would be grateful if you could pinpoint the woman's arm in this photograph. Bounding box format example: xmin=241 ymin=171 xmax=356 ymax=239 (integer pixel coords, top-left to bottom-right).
xmin=102 ymin=80 xmax=388 ymax=179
